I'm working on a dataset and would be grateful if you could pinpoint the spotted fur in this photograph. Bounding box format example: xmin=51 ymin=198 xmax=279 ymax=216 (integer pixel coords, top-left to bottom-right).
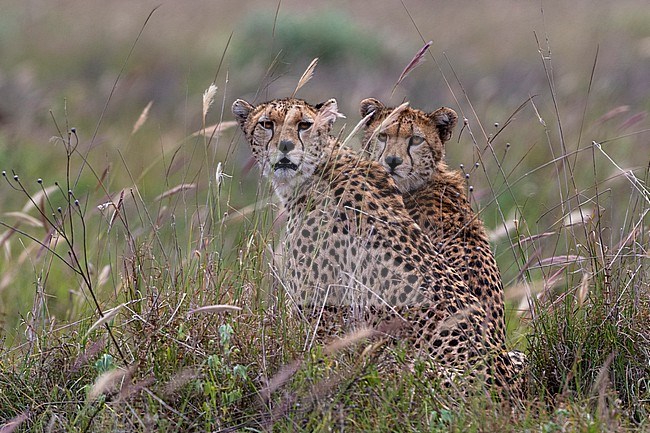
xmin=233 ymin=97 xmax=522 ymax=398
xmin=360 ymin=98 xmax=508 ymax=343
xmin=360 ymin=97 xmax=527 ymax=389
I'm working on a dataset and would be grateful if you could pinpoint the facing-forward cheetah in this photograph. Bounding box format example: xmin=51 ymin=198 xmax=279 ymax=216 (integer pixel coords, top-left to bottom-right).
xmin=232 ymin=96 xmax=521 ymax=395
xmin=359 ymin=98 xmax=508 ymax=347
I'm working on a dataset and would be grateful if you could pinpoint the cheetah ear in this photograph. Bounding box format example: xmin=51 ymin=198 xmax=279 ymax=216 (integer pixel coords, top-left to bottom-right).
xmin=232 ymin=99 xmax=254 ymax=127
xmin=359 ymin=98 xmax=385 ymax=127
xmin=430 ymin=107 xmax=458 ymax=143
xmin=314 ymin=98 xmax=344 ymax=130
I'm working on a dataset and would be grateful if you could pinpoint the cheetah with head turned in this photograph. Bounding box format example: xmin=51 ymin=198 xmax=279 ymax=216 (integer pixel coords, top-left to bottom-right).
xmin=359 ymin=98 xmax=527 ymax=373
xmin=359 ymin=99 xmax=507 ymax=343
xmin=232 ymin=97 xmax=522 ymax=396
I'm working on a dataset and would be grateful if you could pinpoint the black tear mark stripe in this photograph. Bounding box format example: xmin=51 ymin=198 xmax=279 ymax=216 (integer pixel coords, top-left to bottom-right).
xmin=399 ymin=119 xmax=417 ymax=168
xmin=264 ymin=126 xmax=275 ymax=150
xmin=377 ymin=139 xmax=386 ymax=161
xmin=262 ymin=106 xmax=276 ymax=150
xmin=298 ymin=127 xmax=305 ymax=151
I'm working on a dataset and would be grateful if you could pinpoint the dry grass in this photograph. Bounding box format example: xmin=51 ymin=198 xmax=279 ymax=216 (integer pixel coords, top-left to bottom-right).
xmin=1 ymin=1 xmax=650 ymax=431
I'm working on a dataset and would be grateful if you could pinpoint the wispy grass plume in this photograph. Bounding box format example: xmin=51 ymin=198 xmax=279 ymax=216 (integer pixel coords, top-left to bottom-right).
xmin=0 ymin=412 xmax=28 ymax=433
xmin=291 ymin=57 xmax=318 ymax=98
xmin=202 ymin=83 xmax=218 ymax=126
xmin=154 ymin=183 xmax=197 ymax=202
xmin=391 ymin=40 xmax=431 ymax=96
xmin=191 ymin=120 xmax=237 ymax=137
xmin=131 ymin=100 xmax=152 ymax=135
xmin=85 ymin=303 xmax=125 ymax=336
xmin=187 ymin=304 xmax=242 ymax=315
xmin=88 ymin=366 xmax=134 ymax=401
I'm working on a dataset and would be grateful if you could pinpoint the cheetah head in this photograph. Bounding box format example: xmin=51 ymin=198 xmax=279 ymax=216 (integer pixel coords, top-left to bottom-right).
xmin=232 ymin=97 xmax=341 ymax=201
xmin=359 ymin=98 xmax=458 ymax=193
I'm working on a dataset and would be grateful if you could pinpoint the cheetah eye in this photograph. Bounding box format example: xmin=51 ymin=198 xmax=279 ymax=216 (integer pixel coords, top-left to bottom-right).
xmin=377 ymin=133 xmax=388 ymax=142
xmin=259 ymin=120 xmax=274 ymax=130
xmin=409 ymin=136 xmax=424 ymax=146
xmin=297 ymin=121 xmax=313 ymax=131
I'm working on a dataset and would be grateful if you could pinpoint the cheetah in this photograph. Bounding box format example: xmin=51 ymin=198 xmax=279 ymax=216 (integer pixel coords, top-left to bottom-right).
xmin=359 ymin=98 xmax=508 ymax=346
xmin=232 ymin=97 xmax=521 ymax=396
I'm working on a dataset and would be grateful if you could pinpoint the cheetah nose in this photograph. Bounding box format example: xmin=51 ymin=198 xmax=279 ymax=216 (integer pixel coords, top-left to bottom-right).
xmin=385 ymin=155 xmax=403 ymax=170
xmin=278 ymin=139 xmax=295 ymax=153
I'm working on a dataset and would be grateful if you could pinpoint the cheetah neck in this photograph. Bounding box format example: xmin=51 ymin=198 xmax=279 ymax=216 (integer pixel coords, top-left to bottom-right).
xmin=430 ymin=163 xmax=467 ymax=199
xmin=405 ymin=163 xmax=488 ymax=245
xmin=271 ymin=172 xmax=309 ymax=205
xmin=279 ymin=139 xmax=341 ymax=212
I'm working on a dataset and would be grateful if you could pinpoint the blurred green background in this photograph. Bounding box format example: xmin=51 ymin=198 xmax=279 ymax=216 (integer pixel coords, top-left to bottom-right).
xmin=1 ymin=0 xmax=649 ymax=339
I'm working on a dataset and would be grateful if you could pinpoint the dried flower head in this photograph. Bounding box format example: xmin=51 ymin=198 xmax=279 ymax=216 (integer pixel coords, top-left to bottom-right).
xmin=202 ymin=83 xmax=218 ymax=122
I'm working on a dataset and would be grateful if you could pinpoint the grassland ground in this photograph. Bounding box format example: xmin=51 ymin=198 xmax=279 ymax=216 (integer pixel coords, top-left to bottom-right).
xmin=1 ymin=1 xmax=650 ymax=431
